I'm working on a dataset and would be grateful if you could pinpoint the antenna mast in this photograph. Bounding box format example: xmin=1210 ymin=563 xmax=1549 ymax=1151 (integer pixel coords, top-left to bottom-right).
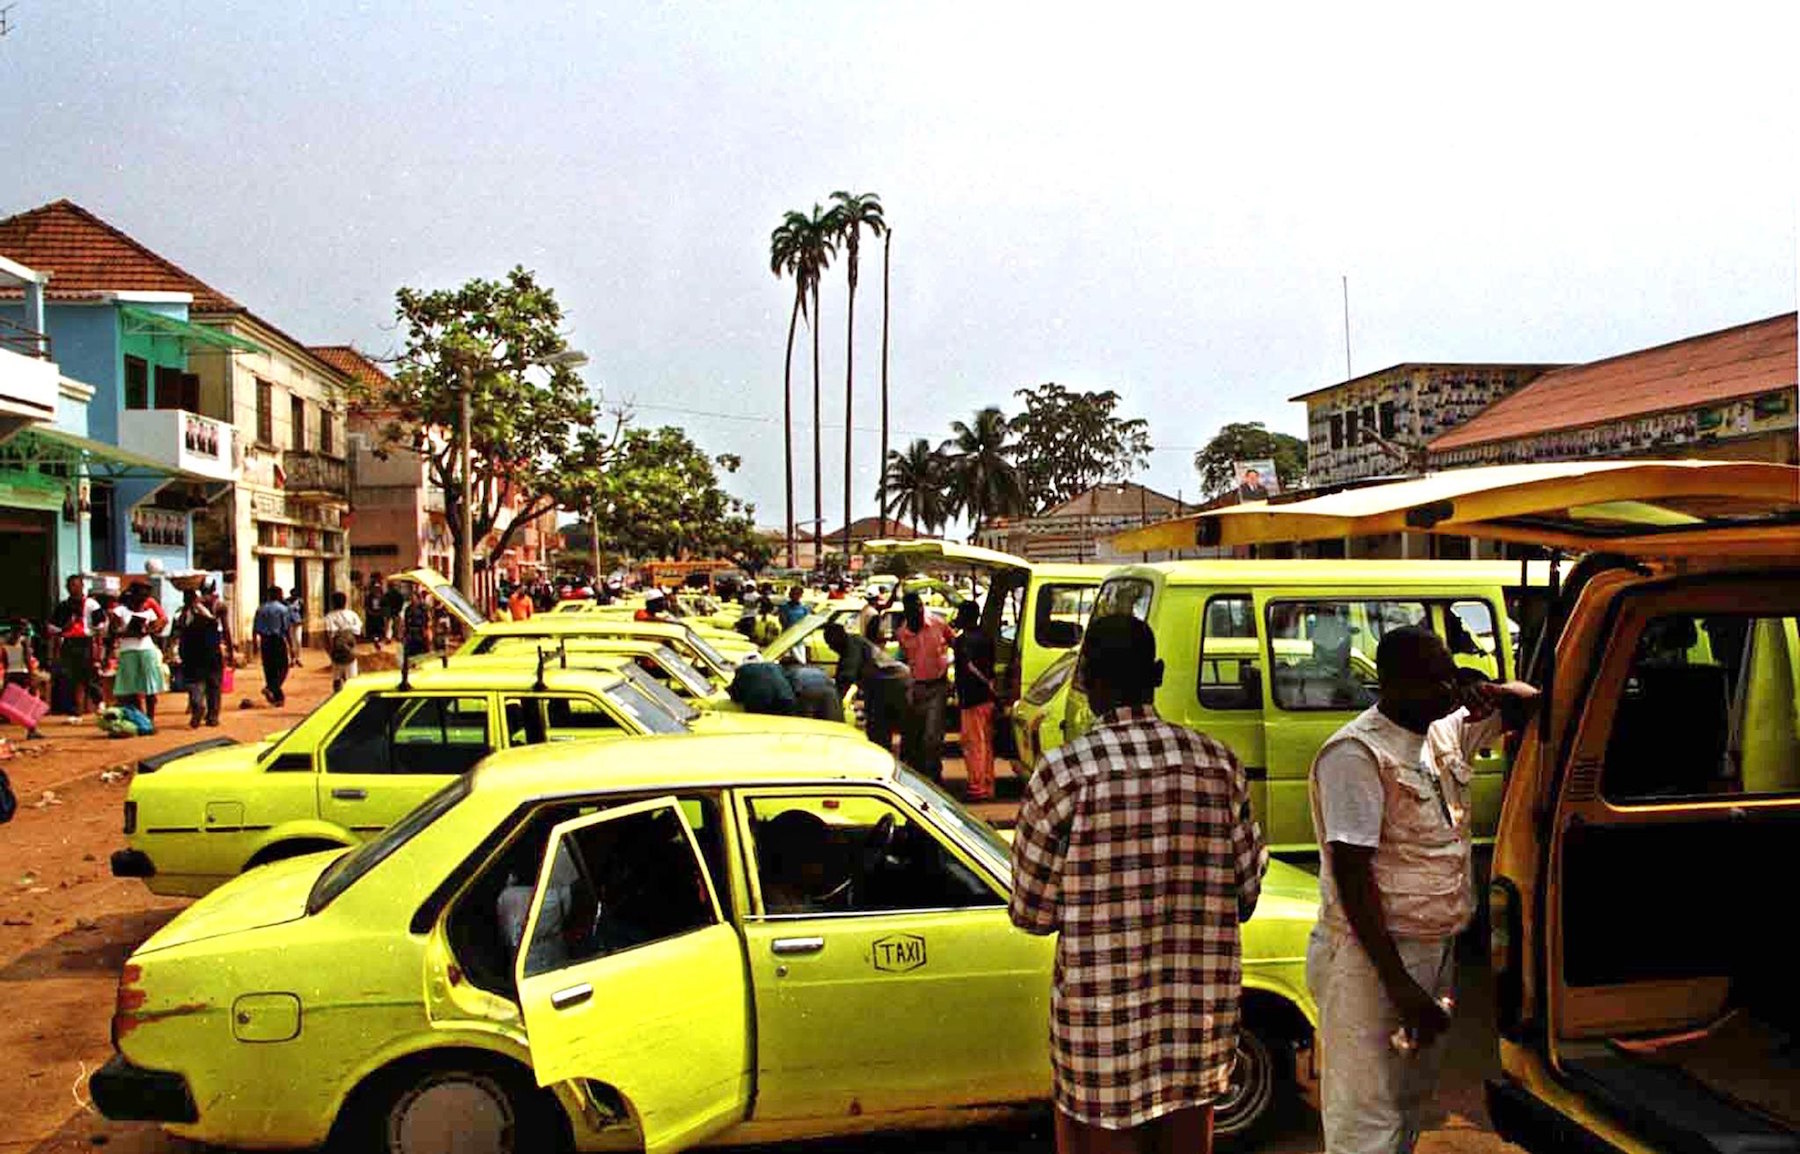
xmin=1341 ymin=274 xmax=1353 ymax=379
xmin=0 ymin=6 xmax=17 ymax=37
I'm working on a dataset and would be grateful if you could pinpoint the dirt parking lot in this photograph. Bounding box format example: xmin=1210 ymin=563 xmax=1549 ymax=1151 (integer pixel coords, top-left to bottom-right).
xmin=0 ymin=663 xmax=1518 ymax=1153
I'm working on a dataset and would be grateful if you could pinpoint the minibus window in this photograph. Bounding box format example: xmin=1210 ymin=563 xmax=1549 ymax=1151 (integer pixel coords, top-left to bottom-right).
xmin=1447 ymin=601 xmax=1501 ymax=680
xmin=1604 ymin=613 xmax=1800 ymax=802
xmin=1198 ymin=594 xmax=1260 ymax=711
xmin=1266 ymin=598 xmax=1425 ymax=711
xmin=1093 ymin=578 xmax=1153 ymax=622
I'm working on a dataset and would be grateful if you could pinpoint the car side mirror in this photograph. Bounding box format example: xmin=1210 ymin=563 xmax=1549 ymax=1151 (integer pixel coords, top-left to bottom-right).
xmin=1041 ymin=619 xmax=1083 ymax=649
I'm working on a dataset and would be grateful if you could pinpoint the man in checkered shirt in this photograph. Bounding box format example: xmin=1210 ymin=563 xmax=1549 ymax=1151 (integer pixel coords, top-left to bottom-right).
xmin=1012 ymin=614 xmax=1268 ymax=1153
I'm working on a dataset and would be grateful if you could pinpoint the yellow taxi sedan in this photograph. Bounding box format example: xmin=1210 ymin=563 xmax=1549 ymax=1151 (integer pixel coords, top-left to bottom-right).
xmin=110 ymin=662 xmax=846 ymax=898
xmin=93 ymin=731 xmax=1320 ymax=1153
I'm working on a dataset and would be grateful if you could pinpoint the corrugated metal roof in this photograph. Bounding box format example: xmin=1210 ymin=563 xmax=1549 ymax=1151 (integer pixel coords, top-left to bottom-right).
xmin=1430 ymin=314 xmax=1798 ymax=452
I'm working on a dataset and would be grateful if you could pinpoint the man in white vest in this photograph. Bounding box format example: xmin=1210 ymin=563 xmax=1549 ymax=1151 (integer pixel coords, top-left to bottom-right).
xmin=1306 ymin=626 xmax=1538 ymax=1153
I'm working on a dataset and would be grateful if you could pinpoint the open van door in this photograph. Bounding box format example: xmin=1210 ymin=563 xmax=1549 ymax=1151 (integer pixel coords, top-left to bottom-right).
xmin=390 ymin=567 xmax=492 ymax=631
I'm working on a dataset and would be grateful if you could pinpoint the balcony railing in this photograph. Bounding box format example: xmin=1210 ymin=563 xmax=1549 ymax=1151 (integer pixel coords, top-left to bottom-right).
xmin=0 ymin=315 xmax=50 ymax=360
xmin=283 ymin=450 xmax=349 ymax=501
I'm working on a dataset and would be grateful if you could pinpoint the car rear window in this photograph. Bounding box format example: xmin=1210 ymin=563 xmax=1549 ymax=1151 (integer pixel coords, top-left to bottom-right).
xmin=307 ymin=775 xmax=471 ymax=914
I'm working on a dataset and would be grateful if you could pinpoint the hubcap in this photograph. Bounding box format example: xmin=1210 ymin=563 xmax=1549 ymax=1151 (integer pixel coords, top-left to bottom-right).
xmin=389 ymin=1072 xmax=516 ymax=1154
xmin=1214 ymin=1032 xmax=1274 ymax=1136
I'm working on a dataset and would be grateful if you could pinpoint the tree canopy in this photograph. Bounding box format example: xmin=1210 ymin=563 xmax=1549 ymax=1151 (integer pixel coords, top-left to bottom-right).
xmin=584 ymin=426 xmax=763 ymax=565
xmin=354 ymin=268 xmax=603 ymax=579
xmin=1192 ymin=421 xmax=1309 ymax=497
xmin=1008 ymin=383 xmax=1153 ymax=513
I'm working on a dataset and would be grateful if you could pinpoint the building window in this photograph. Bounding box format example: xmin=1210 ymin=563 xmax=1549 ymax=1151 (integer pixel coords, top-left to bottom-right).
xmin=291 ymin=396 xmax=306 ymax=452
xmin=124 ymin=357 xmax=149 ymax=410
xmin=1329 ymin=413 xmax=1344 ymax=450
xmin=1344 ymin=408 xmax=1358 ymax=447
xmin=153 ymin=366 xmax=200 ymax=412
xmin=1379 ymin=401 xmax=1397 ymax=440
xmin=1362 ymin=405 xmax=1378 ymax=442
xmin=256 ymin=379 xmax=274 ymax=445
xmin=319 ymin=409 xmax=334 ymax=456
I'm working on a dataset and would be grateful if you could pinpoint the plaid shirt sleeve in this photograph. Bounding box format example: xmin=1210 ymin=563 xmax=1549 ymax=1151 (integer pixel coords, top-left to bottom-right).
xmin=1009 ymin=750 xmax=1077 ymax=935
xmin=1226 ymin=746 xmax=1269 ymax=924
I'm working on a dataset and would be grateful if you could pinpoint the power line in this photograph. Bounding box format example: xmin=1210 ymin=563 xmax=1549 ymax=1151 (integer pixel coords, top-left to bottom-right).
xmin=622 ymin=400 xmax=1208 ymax=451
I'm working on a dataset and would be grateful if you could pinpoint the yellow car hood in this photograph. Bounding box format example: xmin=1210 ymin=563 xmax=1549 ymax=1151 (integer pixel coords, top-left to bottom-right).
xmin=135 ymin=850 xmax=336 ymax=956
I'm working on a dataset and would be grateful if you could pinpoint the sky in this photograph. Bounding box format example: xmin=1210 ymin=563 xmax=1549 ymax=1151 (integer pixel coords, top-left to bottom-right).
xmin=4 ymin=1 xmax=1795 ymax=532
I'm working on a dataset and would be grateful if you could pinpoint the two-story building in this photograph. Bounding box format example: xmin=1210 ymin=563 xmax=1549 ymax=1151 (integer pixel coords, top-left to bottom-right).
xmin=0 ymin=200 xmax=353 ymax=642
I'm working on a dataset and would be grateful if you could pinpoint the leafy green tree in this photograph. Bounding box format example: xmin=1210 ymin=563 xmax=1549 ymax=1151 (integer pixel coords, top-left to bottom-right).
xmin=770 ymin=208 xmax=835 ymax=569
xmin=945 ymin=407 xmax=1027 ymax=535
xmin=1008 ymin=383 xmax=1153 ymax=513
xmin=585 ymin=426 xmax=761 ymax=563
xmin=359 ymin=268 xmax=599 ymax=583
xmin=1192 ymin=421 xmax=1309 ymax=497
xmin=827 ymin=190 xmax=886 ymax=558
xmin=882 ymin=438 xmax=950 ymax=535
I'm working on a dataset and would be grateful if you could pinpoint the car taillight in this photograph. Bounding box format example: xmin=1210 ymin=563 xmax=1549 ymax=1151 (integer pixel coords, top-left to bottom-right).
xmin=123 ymin=801 xmax=137 ymax=835
xmin=111 ymin=963 xmax=144 ymax=1047
xmin=1490 ymin=877 xmax=1523 ymax=1038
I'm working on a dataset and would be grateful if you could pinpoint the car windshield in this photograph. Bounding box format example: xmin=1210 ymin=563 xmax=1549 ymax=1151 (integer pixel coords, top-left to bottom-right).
xmin=603 ymin=680 xmax=688 ymax=734
xmin=680 ymin=627 xmax=734 ymax=672
xmin=891 ymin=763 xmax=1012 ymax=881
xmin=307 ymin=774 xmax=470 ymax=913
xmin=619 ymin=663 xmax=700 ymax=723
xmin=651 ymin=645 xmax=715 ymax=697
xmin=1023 ymin=650 xmax=1079 ymax=706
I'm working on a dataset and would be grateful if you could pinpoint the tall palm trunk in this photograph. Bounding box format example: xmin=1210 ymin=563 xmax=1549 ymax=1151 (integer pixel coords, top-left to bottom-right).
xmin=842 ymin=256 xmax=857 ymax=563
xmin=878 ymin=230 xmax=891 ymax=539
xmin=782 ymin=290 xmax=800 ymax=568
xmin=810 ymin=282 xmax=823 ymax=568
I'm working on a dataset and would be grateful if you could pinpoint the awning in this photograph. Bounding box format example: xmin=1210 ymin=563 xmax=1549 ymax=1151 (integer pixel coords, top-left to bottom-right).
xmin=10 ymin=425 xmax=210 ymax=482
xmin=119 ymin=306 xmax=266 ymax=356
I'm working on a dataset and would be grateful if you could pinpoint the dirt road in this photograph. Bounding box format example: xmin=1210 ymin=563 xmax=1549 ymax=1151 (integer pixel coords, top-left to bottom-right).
xmin=1 ymin=670 xmax=1519 ymax=1153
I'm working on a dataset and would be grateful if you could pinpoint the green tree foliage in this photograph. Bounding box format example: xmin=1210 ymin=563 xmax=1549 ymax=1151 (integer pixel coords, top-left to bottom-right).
xmin=945 ymin=407 xmax=1027 ymax=533
xmin=882 ymin=438 xmax=950 ymax=535
xmin=357 ymin=268 xmax=601 ymax=581
xmin=826 ymin=190 xmax=886 ymax=557
xmin=586 ymin=427 xmax=761 ymax=564
xmin=1008 ymin=383 xmax=1153 ymax=513
xmin=769 ymin=208 xmax=836 ymax=568
xmin=1192 ymin=421 xmax=1309 ymax=497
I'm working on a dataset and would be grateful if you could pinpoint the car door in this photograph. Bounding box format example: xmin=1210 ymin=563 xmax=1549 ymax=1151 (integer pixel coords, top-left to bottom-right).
xmin=516 ymin=798 xmax=751 ymax=1154
xmin=732 ymin=787 xmax=1051 ymax=1121
xmin=316 ymin=692 xmax=496 ymax=835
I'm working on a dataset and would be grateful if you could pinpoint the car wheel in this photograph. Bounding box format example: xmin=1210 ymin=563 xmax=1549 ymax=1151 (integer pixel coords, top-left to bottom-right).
xmin=1214 ymin=1024 xmax=1287 ymax=1149
xmin=339 ymin=1056 xmax=566 ymax=1154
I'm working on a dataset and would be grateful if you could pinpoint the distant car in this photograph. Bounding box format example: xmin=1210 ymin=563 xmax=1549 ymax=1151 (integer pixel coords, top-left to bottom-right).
xmin=109 ymin=663 xmax=845 ymax=898
xmin=94 ymin=731 xmax=1320 ymax=1152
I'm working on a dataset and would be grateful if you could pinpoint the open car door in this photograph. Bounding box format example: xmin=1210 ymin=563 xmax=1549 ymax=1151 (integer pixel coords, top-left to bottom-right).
xmin=390 ymin=567 xmax=492 ymax=630
xmin=1113 ymin=461 xmax=1800 ymax=559
xmin=516 ymin=797 xmax=751 ymax=1154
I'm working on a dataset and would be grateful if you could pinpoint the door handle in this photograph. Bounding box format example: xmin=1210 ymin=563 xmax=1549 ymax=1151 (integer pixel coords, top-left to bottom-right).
xmin=771 ymin=936 xmax=825 ymax=956
xmin=331 ymin=788 xmax=367 ymax=801
xmin=550 ymin=983 xmax=593 ymax=1010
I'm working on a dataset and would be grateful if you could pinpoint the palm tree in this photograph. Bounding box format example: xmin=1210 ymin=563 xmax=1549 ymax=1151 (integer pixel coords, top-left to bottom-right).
xmin=882 ymin=438 xmax=948 ymax=536
xmin=827 ymin=190 xmax=886 ymax=561
xmin=772 ymin=206 xmax=835 ymax=566
xmin=945 ymin=406 xmax=1026 ymax=536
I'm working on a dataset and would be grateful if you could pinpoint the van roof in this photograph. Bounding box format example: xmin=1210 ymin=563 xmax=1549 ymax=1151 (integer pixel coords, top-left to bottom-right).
xmin=1109 ymin=558 xmax=1564 ymax=588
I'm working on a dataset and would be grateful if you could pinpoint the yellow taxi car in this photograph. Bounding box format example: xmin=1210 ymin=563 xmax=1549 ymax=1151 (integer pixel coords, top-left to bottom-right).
xmin=459 ymin=617 xmax=751 ymax=682
xmin=92 ymin=730 xmax=1322 ymax=1153
xmin=109 ymin=662 xmax=846 ymax=898
xmin=1163 ymin=460 xmax=1800 ymax=1154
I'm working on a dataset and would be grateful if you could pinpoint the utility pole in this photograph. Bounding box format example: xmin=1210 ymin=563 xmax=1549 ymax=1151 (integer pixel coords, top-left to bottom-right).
xmin=456 ymin=361 xmax=475 ymax=600
xmin=1342 ymin=274 xmax=1353 ymax=380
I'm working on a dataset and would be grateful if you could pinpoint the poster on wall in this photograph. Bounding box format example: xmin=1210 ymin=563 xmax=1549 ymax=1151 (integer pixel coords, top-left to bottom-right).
xmin=1232 ymin=459 xmax=1278 ymax=503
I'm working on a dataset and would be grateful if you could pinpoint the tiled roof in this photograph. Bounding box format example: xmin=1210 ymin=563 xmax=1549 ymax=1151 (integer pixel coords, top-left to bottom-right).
xmin=1045 ymin=482 xmax=1184 ymax=518
xmin=1430 ymin=313 xmax=1799 ymax=452
xmin=308 ymin=345 xmax=394 ymax=388
xmin=826 ymin=516 xmax=919 ymax=541
xmin=0 ymin=199 xmax=240 ymax=310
